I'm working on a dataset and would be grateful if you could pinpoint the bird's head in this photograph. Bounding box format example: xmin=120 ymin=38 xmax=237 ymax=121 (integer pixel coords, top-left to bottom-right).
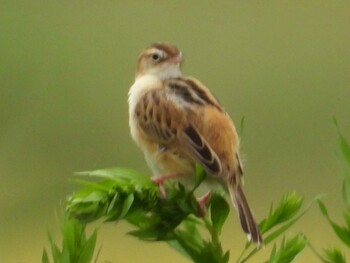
xmin=135 ymin=43 xmax=183 ymax=79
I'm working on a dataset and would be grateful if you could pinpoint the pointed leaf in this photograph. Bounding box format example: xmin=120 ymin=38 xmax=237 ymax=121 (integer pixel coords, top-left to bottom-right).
xmin=194 ymin=164 xmax=207 ymax=189
xmin=223 ymin=251 xmax=230 ymax=263
xmin=42 ymin=250 xmax=50 ymax=263
xmin=179 ymin=218 xmax=205 ymax=247
xmin=318 ymin=200 xmax=329 ymax=217
xmin=70 ymin=179 xmax=115 ymax=193
xmin=210 ymin=194 xmax=230 ymax=235
xmin=265 ymin=234 xmax=307 ymax=263
xmin=330 ymin=222 xmax=350 ymax=248
xmin=119 ymin=193 xmax=134 ymax=219
xmin=48 ymin=231 xmax=61 ymax=261
xmin=76 ymin=167 xmax=151 ymax=186
xmin=77 ymin=229 xmax=98 ymax=263
xmin=259 ymin=192 xmax=303 ymax=234
xmin=263 ymin=195 xmax=316 ymax=245
xmin=62 ymin=218 xmax=79 ymax=256
xmin=319 ymin=200 xmax=350 ymax=247
xmin=336 ymin=123 xmax=350 ymax=167
xmin=323 ymin=247 xmax=346 ymax=263
xmin=167 ymin=239 xmax=195 ymax=261
xmin=335 ymin=122 xmax=350 ymax=208
xmin=167 ymin=220 xmax=209 ymax=263
xmin=128 ymin=228 xmax=162 ymax=240
xmin=342 ymin=180 xmax=350 ymax=211
xmin=171 ymin=231 xmax=204 ymax=263
xmin=344 ymin=211 xmax=350 ymax=230
xmin=61 ymin=248 xmax=71 ymax=263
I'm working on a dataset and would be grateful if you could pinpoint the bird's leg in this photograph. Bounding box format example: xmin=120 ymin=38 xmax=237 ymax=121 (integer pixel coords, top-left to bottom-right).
xmin=151 ymin=172 xmax=184 ymax=198
xmin=197 ymin=191 xmax=212 ymax=217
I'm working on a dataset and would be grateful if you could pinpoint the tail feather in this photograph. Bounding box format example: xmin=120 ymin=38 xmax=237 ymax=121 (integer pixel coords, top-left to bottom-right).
xmin=228 ymin=179 xmax=263 ymax=246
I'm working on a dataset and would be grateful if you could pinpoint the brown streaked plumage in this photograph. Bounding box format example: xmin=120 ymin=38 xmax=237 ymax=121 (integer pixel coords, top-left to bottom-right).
xmin=128 ymin=43 xmax=263 ymax=245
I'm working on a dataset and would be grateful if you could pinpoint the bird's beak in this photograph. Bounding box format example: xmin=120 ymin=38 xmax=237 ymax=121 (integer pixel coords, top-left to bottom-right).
xmin=172 ymin=52 xmax=183 ymax=64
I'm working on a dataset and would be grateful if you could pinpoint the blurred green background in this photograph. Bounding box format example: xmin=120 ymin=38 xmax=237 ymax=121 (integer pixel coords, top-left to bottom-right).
xmin=1 ymin=1 xmax=349 ymax=262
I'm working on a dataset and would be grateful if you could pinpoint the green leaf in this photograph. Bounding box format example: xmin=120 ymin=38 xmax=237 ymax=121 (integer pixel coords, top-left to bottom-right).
xmin=171 ymin=231 xmax=203 ymax=263
xmin=318 ymin=200 xmax=350 ymax=248
xmin=344 ymin=211 xmax=350 ymax=230
xmin=77 ymin=229 xmax=98 ymax=263
xmin=107 ymin=193 xmax=119 ymax=214
xmin=171 ymin=224 xmax=230 ymax=263
xmin=167 ymin=239 xmax=196 ymax=261
xmin=330 ymin=222 xmax=350 ymax=248
xmin=334 ymin=121 xmax=350 ymax=209
xmin=119 ymin=193 xmax=134 ymax=219
xmin=318 ymin=200 xmax=329 ymax=217
xmin=62 ymin=218 xmax=81 ymax=256
xmin=66 ymin=167 xmax=230 ymax=263
xmin=168 ymin=219 xmax=206 ymax=261
xmin=238 ymin=194 xmax=317 ymax=263
xmin=42 ymin=250 xmax=50 ymax=263
xmin=194 ymin=164 xmax=207 ymax=189
xmin=264 ymin=195 xmax=318 ymax=245
xmin=265 ymin=234 xmax=307 ymax=263
xmin=43 ymin=217 xmax=98 ymax=263
xmin=179 ymin=218 xmax=205 ymax=248
xmin=323 ymin=247 xmax=346 ymax=263
xmin=61 ymin=248 xmax=71 ymax=263
xmin=210 ymin=194 xmax=230 ymax=235
xmin=128 ymin=229 xmax=159 ymax=240
xmin=223 ymin=251 xmax=230 ymax=263
xmin=70 ymin=179 xmax=115 ymax=193
xmin=342 ymin=180 xmax=350 ymax=211
xmin=335 ymin=121 xmax=350 ymax=167
xmin=76 ymin=167 xmax=152 ymax=186
xmin=48 ymin=231 xmax=61 ymax=261
xmin=260 ymin=192 xmax=303 ymax=234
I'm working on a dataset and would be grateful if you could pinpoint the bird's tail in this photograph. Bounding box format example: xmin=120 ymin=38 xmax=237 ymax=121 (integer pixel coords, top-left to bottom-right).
xmin=228 ymin=177 xmax=263 ymax=246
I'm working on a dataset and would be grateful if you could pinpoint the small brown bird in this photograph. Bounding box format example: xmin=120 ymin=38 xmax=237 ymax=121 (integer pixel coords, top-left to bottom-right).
xmin=128 ymin=43 xmax=262 ymax=245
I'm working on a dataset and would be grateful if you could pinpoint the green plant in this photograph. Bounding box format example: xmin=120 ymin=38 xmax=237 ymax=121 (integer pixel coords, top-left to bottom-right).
xmin=42 ymin=164 xmax=312 ymax=263
xmin=313 ymin=121 xmax=350 ymax=263
xmin=237 ymin=191 xmax=315 ymax=263
xmin=42 ymin=217 xmax=99 ymax=263
xmin=42 ymin=119 xmax=350 ymax=263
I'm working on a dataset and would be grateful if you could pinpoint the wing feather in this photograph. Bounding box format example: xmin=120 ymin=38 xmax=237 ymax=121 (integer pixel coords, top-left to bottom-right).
xmin=182 ymin=125 xmax=222 ymax=174
xmin=134 ymin=79 xmax=222 ymax=174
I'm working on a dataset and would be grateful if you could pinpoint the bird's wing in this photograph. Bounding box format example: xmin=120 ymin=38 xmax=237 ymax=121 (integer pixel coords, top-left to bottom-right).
xmin=134 ymin=77 xmax=223 ymax=174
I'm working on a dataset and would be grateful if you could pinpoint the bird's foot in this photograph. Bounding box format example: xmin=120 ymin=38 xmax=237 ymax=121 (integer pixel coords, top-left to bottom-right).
xmin=197 ymin=191 xmax=212 ymax=217
xmin=151 ymin=172 xmax=184 ymax=198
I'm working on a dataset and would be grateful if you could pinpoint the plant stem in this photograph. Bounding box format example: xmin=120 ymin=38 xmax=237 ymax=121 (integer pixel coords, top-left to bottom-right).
xmin=204 ymin=217 xmax=220 ymax=246
xmin=238 ymin=247 xmax=259 ymax=263
xmin=236 ymin=244 xmax=249 ymax=263
xmin=307 ymin=242 xmax=327 ymax=263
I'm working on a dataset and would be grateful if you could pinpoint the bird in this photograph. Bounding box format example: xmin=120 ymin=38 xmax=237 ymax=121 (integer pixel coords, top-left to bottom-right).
xmin=128 ymin=43 xmax=262 ymax=245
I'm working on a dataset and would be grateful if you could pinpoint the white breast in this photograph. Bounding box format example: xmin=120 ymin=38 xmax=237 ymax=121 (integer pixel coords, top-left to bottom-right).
xmin=128 ymin=75 xmax=161 ymax=145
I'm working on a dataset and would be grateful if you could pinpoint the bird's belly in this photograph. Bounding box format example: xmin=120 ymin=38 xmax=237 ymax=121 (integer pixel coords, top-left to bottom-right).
xmin=144 ymin=145 xmax=195 ymax=176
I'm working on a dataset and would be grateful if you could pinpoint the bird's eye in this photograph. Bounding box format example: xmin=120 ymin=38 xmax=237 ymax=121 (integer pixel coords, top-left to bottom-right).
xmin=152 ymin=53 xmax=161 ymax=61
